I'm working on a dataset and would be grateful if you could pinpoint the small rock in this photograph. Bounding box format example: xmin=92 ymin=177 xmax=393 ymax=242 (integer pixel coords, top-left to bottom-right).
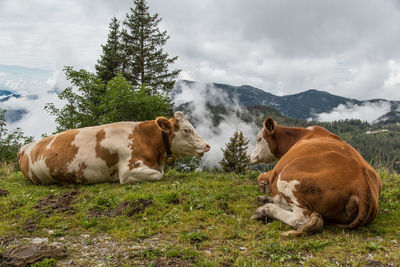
xmin=48 ymin=230 xmax=54 ymax=234
xmin=391 ymin=240 xmax=399 ymax=246
xmin=240 ymin=247 xmax=246 ymax=251
xmin=81 ymin=234 xmax=90 ymax=239
xmin=32 ymin=237 xmax=48 ymax=244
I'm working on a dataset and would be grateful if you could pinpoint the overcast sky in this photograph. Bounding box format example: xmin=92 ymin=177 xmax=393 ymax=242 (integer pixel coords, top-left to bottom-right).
xmin=1 ymin=0 xmax=400 ymax=101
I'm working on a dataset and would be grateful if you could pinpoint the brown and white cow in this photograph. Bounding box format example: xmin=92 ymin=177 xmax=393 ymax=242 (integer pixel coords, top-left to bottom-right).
xmin=250 ymin=118 xmax=382 ymax=237
xmin=18 ymin=112 xmax=210 ymax=185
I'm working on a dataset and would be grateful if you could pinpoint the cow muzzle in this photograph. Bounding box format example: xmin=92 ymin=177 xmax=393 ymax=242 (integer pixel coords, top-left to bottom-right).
xmin=196 ymin=144 xmax=210 ymax=158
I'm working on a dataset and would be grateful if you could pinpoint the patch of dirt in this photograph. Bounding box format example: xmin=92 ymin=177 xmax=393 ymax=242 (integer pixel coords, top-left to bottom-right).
xmin=0 ymin=189 xmax=9 ymax=197
xmin=366 ymin=260 xmax=386 ymax=266
xmin=23 ymin=218 xmax=38 ymax=233
xmin=152 ymin=257 xmax=193 ymax=267
xmin=0 ymin=244 xmax=67 ymax=266
xmin=35 ymin=189 xmax=79 ymax=216
xmin=89 ymin=198 xmax=153 ymax=217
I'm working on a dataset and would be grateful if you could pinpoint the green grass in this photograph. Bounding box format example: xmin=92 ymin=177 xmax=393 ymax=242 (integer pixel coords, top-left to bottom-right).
xmin=1 ymin=166 xmax=400 ymax=266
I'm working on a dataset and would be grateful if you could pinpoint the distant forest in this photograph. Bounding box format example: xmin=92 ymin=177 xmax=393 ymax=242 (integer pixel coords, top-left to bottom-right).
xmin=180 ymin=103 xmax=400 ymax=173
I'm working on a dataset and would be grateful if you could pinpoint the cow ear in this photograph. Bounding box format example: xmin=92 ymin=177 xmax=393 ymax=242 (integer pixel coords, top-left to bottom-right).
xmin=264 ymin=117 xmax=275 ymax=135
xmin=156 ymin=117 xmax=173 ymax=133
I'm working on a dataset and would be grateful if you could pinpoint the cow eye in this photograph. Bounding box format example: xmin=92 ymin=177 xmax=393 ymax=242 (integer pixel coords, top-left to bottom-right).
xmin=184 ymin=129 xmax=193 ymax=134
xmin=257 ymin=138 xmax=262 ymax=142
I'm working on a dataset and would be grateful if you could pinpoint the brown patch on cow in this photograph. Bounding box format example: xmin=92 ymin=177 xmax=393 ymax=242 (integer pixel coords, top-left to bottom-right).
xmin=41 ymin=130 xmax=81 ymax=184
xmin=23 ymin=218 xmax=38 ymax=233
xmin=74 ymin=162 xmax=88 ymax=183
xmin=96 ymin=129 xmax=119 ymax=168
xmin=0 ymin=189 xmax=9 ymax=197
xmin=0 ymin=245 xmax=67 ymax=266
xmin=128 ymin=121 xmax=166 ymax=172
xmin=297 ymin=178 xmax=322 ymax=195
xmin=35 ymin=189 xmax=79 ymax=216
xmin=89 ymin=198 xmax=153 ymax=217
xmin=30 ymin=135 xmax=55 ymax=163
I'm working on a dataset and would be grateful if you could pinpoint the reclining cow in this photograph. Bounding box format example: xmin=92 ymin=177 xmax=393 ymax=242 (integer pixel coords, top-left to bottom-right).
xmin=250 ymin=118 xmax=382 ymax=237
xmin=18 ymin=112 xmax=210 ymax=185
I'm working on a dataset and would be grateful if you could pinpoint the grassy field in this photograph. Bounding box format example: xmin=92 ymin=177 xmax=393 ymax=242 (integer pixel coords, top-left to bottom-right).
xmin=0 ymin=164 xmax=400 ymax=266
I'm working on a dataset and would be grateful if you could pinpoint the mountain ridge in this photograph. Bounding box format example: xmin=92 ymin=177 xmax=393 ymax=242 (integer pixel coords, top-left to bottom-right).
xmin=173 ymin=80 xmax=400 ymax=122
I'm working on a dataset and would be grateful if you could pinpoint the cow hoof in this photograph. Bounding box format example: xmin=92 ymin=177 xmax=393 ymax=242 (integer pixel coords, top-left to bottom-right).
xmin=281 ymin=230 xmax=303 ymax=238
xmin=250 ymin=213 xmax=265 ymax=221
xmin=257 ymin=195 xmax=272 ymax=204
xmin=264 ymin=215 xmax=274 ymax=224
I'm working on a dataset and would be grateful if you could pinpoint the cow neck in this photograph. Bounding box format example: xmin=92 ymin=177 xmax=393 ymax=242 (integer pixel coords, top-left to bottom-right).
xmin=162 ymin=130 xmax=175 ymax=166
xmin=273 ymin=126 xmax=309 ymax=158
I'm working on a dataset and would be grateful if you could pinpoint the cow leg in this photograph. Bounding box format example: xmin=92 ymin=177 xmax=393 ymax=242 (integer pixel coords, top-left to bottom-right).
xmin=119 ymin=166 xmax=163 ymax=184
xmin=281 ymin=212 xmax=323 ymax=237
xmin=251 ymin=203 xmax=323 ymax=236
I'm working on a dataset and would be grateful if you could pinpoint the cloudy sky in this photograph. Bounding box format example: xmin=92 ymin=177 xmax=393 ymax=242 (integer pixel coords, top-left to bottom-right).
xmin=2 ymin=0 xmax=400 ymax=141
xmin=1 ymin=0 xmax=400 ymax=100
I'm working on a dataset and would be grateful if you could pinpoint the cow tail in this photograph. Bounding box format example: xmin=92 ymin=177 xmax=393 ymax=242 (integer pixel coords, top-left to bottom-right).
xmin=337 ymin=169 xmax=377 ymax=229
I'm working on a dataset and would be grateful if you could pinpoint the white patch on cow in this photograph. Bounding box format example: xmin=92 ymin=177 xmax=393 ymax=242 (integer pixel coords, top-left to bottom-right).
xmin=307 ymin=126 xmax=315 ymax=130
xmin=272 ymin=194 xmax=291 ymax=210
xmin=102 ymin=122 xmax=139 ymax=179
xmin=170 ymin=112 xmax=209 ymax=159
xmin=67 ymin=122 xmax=139 ymax=184
xmin=68 ymin=127 xmax=108 ymax=183
xmin=30 ymin=158 xmax=54 ymax=184
xmin=45 ymin=135 xmax=57 ymax=150
xmin=249 ymin=129 xmax=277 ymax=164
xmin=277 ymin=174 xmax=300 ymax=205
xmin=19 ymin=142 xmax=38 ymax=180
xmin=119 ymin=160 xmax=162 ymax=184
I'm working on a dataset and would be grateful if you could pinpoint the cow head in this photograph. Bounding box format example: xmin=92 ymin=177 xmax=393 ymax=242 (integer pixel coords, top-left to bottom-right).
xmin=249 ymin=117 xmax=278 ymax=164
xmin=156 ymin=111 xmax=210 ymax=159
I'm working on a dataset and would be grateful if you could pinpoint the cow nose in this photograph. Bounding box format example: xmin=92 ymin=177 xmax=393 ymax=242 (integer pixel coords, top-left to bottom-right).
xmin=205 ymin=144 xmax=210 ymax=151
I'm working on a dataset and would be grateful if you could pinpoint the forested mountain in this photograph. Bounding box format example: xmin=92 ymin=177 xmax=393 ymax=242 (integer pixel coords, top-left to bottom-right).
xmin=177 ymin=102 xmax=400 ymax=173
xmin=173 ymin=80 xmax=400 ymax=121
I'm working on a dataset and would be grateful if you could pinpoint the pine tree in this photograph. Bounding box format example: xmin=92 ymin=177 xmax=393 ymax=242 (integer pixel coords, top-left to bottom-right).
xmin=121 ymin=0 xmax=181 ymax=95
xmin=219 ymin=130 xmax=250 ymax=174
xmin=95 ymin=17 xmax=123 ymax=82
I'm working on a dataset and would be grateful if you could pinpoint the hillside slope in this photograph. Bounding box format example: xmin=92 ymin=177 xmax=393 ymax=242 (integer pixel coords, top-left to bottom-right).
xmin=0 ymin=168 xmax=399 ymax=266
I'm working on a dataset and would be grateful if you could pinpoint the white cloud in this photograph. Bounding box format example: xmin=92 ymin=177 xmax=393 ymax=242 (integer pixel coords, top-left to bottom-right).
xmin=1 ymin=0 xmax=400 ymax=101
xmin=0 ymin=65 xmax=66 ymax=139
xmin=2 ymin=92 xmax=62 ymax=140
xmin=315 ymin=101 xmax=391 ymax=123
xmin=385 ymin=60 xmax=400 ymax=88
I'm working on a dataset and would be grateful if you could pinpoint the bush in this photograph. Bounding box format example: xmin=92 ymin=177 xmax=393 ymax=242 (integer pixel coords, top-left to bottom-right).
xmin=0 ymin=109 xmax=33 ymax=166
